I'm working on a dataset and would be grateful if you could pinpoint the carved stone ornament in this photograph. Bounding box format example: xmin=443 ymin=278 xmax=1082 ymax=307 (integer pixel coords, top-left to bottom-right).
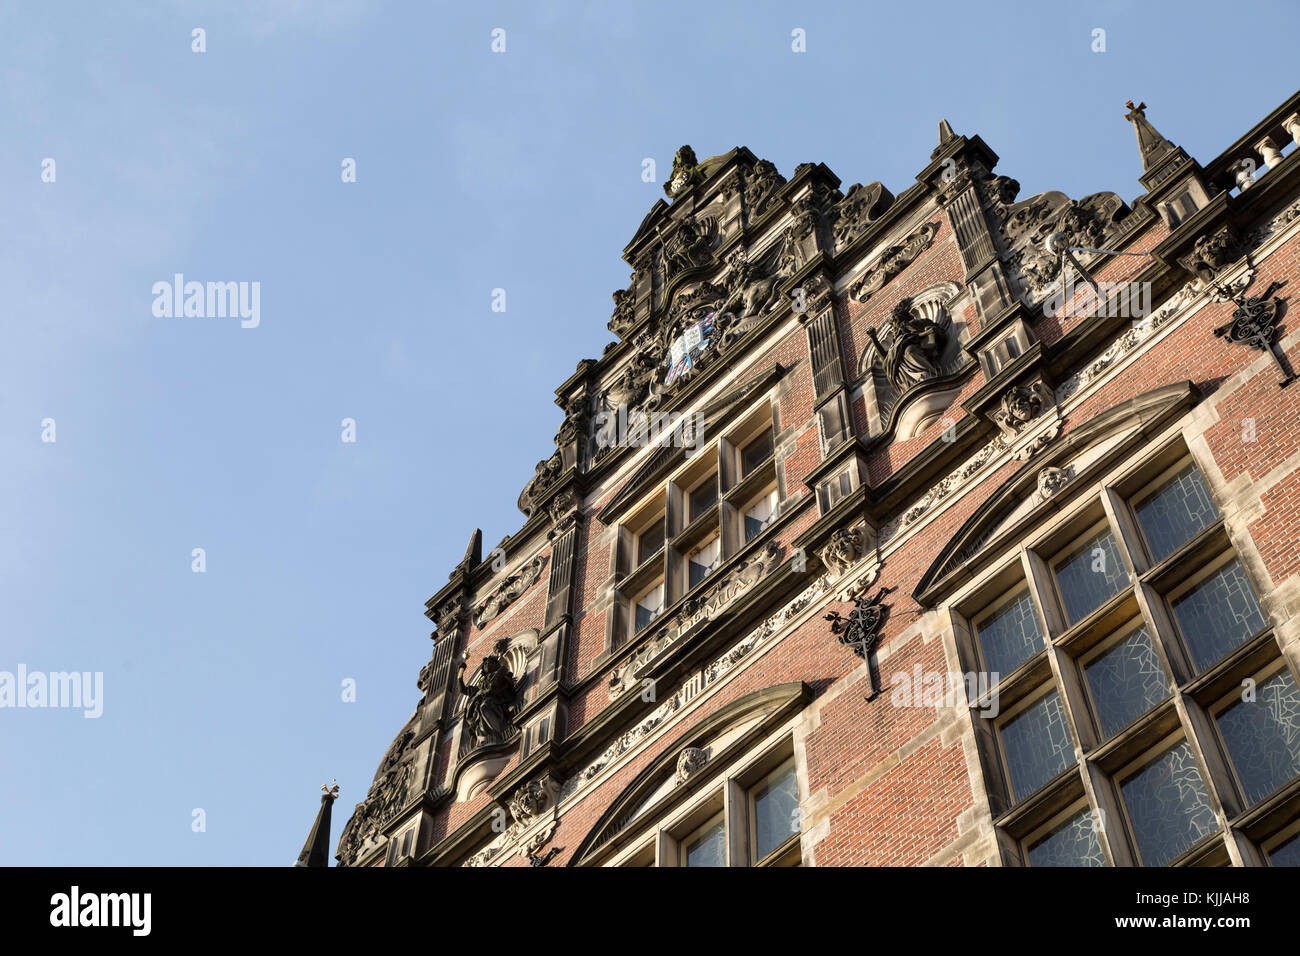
xmin=457 ymin=639 xmax=518 ymax=753
xmin=674 ymin=747 xmax=709 ymax=786
xmin=473 ymin=554 xmax=547 ymax=627
xmin=991 ymin=381 xmax=1054 ymax=440
xmin=824 ymin=585 xmax=895 ymax=698
xmin=866 ymin=297 xmax=947 ymax=392
xmin=665 ymin=145 xmax=705 ymax=198
xmin=547 ymin=490 xmax=579 ymax=538
xmin=434 ymin=600 xmax=466 ymax=643
xmin=523 ymin=821 xmax=561 ymax=866
xmin=849 ymin=221 xmax=939 ymax=302
xmin=607 ymin=542 xmax=783 ymax=698
xmin=335 ymin=716 xmax=420 ymax=866
xmin=1180 ymin=227 xmax=1244 ymax=285
xmin=832 ymin=181 xmax=895 ymax=249
xmin=518 ymin=451 xmax=564 ymax=517
xmin=723 ymin=246 xmax=787 ymax=318
xmin=819 ymin=526 xmax=864 ymax=576
xmin=1036 ymin=466 xmax=1071 ymax=500
xmin=743 ymin=159 xmax=786 ymax=222
xmin=508 ymin=774 xmax=560 ymax=826
xmin=662 ymin=215 xmax=720 ymax=280
xmin=609 ymin=284 xmax=637 ymax=336
xmin=1012 ymin=418 xmax=1063 ymax=461
xmin=1003 ymin=192 xmax=1130 ymax=297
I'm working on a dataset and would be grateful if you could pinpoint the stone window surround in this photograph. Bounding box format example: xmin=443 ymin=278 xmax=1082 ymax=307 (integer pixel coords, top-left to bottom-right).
xmin=600 ymin=728 xmax=803 ymax=868
xmin=609 ymin=397 xmax=781 ymax=651
xmin=944 ymin=434 xmax=1299 ymax=867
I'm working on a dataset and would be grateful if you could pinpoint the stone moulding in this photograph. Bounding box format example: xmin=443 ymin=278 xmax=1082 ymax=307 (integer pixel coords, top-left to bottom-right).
xmin=607 ymin=541 xmax=782 ymax=698
xmin=562 ymin=570 xmax=833 ymax=806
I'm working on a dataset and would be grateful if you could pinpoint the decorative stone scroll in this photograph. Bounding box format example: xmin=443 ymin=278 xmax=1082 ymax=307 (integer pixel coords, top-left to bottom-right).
xmin=473 ymin=555 xmax=547 ymax=627
xmin=849 ymin=221 xmax=939 ymax=302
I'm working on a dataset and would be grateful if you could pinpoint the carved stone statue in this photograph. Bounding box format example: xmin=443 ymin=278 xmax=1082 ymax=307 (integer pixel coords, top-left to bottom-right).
xmin=665 ymin=145 xmax=704 ymax=198
xmin=458 ymin=641 xmax=518 ymax=749
xmin=869 ymin=298 xmax=945 ymax=392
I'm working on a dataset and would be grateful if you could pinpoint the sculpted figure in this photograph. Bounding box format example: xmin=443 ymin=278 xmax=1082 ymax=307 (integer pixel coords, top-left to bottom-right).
xmin=870 ymin=298 xmax=944 ymax=391
xmin=457 ymin=641 xmax=517 ymax=748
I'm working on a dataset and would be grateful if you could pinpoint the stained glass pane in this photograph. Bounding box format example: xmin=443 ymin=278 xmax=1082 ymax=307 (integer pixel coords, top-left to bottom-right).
xmin=1120 ymin=741 xmax=1217 ymax=866
xmin=1135 ymin=466 xmax=1217 ymax=563
xmin=1084 ymin=626 xmax=1170 ymax=739
xmin=975 ymin=590 xmax=1043 ymax=678
xmin=753 ymin=765 xmax=800 ymax=860
xmin=1000 ymin=691 xmax=1074 ymax=800
xmin=1055 ymin=527 xmax=1128 ymax=624
xmin=1269 ymin=834 xmax=1300 ymax=867
xmin=1216 ymin=670 xmax=1300 ymax=805
xmin=684 ymin=818 xmax=726 ymax=867
xmin=1027 ymin=806 xmax=1106 ymax=867
xmin=1172 ymin=560 xmax=1267 ymax=672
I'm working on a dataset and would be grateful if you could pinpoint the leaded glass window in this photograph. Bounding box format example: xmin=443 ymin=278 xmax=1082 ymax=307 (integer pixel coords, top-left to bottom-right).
xmin=688 ymin=537 xmax=720 ymax=589
xmin=634 ymin=583 xmax=664 ymax=633
xmin=1054 ymin=527 xmax=1128 ymax=624
xmin=1269 ymin=833 xmax=1300 ymax=867
xmin=1171 ymin=560 xmax=1267 ymax=672
xmin=1216 ymin=669 xmax=1300 ymax=805
xmin=1027 ymin=806 xmax=1106 ymax=867
xmin=1135 ymin=465 xmax=1217 ymax=563
xmin=1000 ymin=691 xmax=1074 ymax=800
xmin=1083 ymin=626 xmax=1170 ymax=739
xmin=743 ymin=490 xmax=778 ymax=542
xmin=1120 ymin=741 xmax=1217 ymax=866
xmin=683 ymin=817 xmax=726 ymax=867
xmin=752 ymin=764 xmax=800 ymax=860
xmin=975 ymin=589 xmax=1043 ymax=677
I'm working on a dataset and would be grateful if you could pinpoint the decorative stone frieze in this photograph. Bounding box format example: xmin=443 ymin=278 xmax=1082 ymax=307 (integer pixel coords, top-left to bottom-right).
xmin=607 ymin=541 xmax=783 ymax=698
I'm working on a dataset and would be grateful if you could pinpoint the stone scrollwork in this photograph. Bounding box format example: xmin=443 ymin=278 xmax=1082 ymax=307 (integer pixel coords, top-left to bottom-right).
xmin=517 ymin=451 xmax=564 ymax=518
xmin=849 ymin=221 xmax=939 ymax=303
xmin=832 ymin=181 xmax=895 ymax=249
xmin=473 ymin=554 xmax=547 ymax=628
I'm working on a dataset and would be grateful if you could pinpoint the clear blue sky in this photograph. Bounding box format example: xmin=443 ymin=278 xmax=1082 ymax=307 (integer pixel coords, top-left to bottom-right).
xmin=2 ymin=1 xmax=1295 ymax=866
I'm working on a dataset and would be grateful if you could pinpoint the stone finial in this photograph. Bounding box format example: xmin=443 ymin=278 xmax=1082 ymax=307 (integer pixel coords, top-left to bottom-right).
xmin=1124 ymin=100 xmax=1176 ymax=172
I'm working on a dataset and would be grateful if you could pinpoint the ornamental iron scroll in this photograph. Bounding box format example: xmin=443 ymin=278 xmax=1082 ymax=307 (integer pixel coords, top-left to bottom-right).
xmin=1211 ymin=280 xmax=1294 ymax=388
xmin=824 ymin=585 xmax=895 ymax=699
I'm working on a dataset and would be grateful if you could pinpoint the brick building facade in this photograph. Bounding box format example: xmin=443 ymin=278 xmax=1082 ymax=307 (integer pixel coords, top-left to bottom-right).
xmin=334 ymin=90 xmax=1300 ymax=868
